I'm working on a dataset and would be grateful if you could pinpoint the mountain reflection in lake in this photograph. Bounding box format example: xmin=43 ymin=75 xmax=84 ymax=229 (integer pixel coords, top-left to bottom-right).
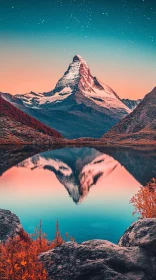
xmin=0 ymin=146 xmax=155 ymax=243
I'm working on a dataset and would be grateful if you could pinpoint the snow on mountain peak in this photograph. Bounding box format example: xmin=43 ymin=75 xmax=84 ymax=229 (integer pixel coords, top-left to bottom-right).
xmin=54 ymin=55 xmax=130 ymax=114
xmin=73 ymin=54 xmax=85 ymax=61
xmin=55 ymin=54 xmax=89 ymax=91
xmin=73 ymin=54 xmax=88 ymax=66
xmin=14 ymin=54 xmax=131 ymax=115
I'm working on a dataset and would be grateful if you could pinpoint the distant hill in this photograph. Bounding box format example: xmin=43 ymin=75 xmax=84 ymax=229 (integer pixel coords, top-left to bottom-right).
xmin=0 ymin=95 xmax=63 ymax=145
xmin=102 ymin=87 xmax=156 ymax=145
xmin=122 ymin=98 xmax=141 ymax=110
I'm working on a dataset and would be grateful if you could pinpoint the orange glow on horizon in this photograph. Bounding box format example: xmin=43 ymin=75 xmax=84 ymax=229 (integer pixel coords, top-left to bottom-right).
xmin=0 ymin=46 xmax=155 ymax=99
xmin=0 ymin=65 xmax=153 ymax=100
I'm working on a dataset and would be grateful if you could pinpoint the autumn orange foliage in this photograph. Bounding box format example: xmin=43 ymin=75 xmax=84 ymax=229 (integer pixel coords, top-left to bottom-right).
xmin=130 ymin=178 xmax=156 ymax=218
xmin=0 ymin=221 xmax=64 ymax=280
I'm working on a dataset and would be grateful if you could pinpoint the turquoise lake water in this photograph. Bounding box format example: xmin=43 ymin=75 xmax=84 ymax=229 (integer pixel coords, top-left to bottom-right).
xmin=0 ymin=147 xmax=155 ymax=243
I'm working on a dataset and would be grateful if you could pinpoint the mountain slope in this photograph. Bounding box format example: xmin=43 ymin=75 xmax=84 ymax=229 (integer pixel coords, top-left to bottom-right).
xmin=103 ymin=87 xmax=156 ymax=144
xmin=2 ymin=55 xmax=131 ymax=139
xmin=122 ymin=98 xmax=141 ymax=110
xmin=0 ymin=95 xmax=62 ymax=144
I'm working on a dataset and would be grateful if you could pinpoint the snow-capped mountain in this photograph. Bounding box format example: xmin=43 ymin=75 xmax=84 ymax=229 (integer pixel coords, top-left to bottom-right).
xmin=45 ymin=55 xmax=130 ymax=115
xmin=122 ymin=98 xmax=141 ymax=110
xmin=2 ymin=55 xmax=131 ymax=138
xmin=15 ymin=55 xmax=130 ymax=115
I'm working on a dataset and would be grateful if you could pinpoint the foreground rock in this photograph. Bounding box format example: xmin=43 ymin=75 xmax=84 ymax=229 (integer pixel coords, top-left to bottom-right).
xmin=118 ymin=218 xmax=156 ymax=253
xmin=40 ymin=218 xmax=156 ymax=280
xmin=0 ymin=209 xmax=22 ymax=242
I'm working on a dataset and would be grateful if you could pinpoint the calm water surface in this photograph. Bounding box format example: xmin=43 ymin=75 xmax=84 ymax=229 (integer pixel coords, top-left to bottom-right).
xmin=0 ymin=147 xmax=155 ymax=243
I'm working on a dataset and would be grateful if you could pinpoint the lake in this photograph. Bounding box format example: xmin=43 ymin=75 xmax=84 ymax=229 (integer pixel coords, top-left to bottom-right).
xmin=0 ymin=146 xmax=155 ymax=243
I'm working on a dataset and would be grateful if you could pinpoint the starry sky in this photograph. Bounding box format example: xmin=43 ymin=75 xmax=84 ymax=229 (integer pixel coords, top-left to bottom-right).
xmin=0 ymin=0 xmax=155 ymax=98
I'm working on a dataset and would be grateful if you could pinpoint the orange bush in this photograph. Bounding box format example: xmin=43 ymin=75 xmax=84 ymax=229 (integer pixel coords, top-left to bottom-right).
xmin=130 ymin=178 xmax=156 ymax=218
xmin=0 ymin=221 xmax=64 ymax=280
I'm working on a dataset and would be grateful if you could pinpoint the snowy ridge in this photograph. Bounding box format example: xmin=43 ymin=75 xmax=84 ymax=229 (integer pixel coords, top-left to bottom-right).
xmin=14 ymin=54 xmax=131 ymax=115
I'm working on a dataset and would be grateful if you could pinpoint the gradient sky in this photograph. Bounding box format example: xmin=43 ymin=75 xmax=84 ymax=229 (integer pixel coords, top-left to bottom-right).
xmin=0 ymin=0 xmax=155 ymax=98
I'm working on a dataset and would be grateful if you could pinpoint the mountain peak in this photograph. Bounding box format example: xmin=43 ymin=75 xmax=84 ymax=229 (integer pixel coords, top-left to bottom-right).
xmin=73 ymin=54 xmax=82 ymax=61
xmin=52 ymin=55 xmax=130 ymax=116
xmin=72 ymin=54 xmax=89 ymax=69
xmin=54 ymin=54 xmax=89 ymax=91
xmin=73 ymin=54 xmax=87 ymax=64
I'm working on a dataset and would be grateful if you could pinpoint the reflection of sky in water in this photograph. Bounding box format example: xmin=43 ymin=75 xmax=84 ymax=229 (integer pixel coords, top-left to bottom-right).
xmin=0 ymin=147 xmax=141 ymax=243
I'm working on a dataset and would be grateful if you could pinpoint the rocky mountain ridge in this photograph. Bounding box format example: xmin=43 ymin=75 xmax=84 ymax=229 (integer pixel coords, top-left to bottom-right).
xmin=103 ymin=87 xmax=156 ymax=145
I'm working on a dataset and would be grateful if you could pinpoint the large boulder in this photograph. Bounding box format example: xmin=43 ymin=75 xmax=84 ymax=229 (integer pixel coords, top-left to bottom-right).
xmin=0 ymin=209 xmax=22 ymax=242
xmin=118 ymin=218 xmax=156 ymax=253
xmin=40 ymin=218 xmax=156 ymax=280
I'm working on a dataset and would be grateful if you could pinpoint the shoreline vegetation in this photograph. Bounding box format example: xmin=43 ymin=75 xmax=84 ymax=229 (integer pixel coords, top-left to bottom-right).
xmin=0 ymin=178 xmax=155 ymax=279
xmin=0 ymin=222 xmax=65 ymax=280
xmin=130 ymin=178 xmax=156 ymax=218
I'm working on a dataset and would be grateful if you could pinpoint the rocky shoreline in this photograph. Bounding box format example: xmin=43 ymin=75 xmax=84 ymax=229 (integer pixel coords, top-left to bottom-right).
xmin=0 ymin=209 xmax=156 ymax=280
xmin=39 ymin=218 xmax=156 ymax=280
